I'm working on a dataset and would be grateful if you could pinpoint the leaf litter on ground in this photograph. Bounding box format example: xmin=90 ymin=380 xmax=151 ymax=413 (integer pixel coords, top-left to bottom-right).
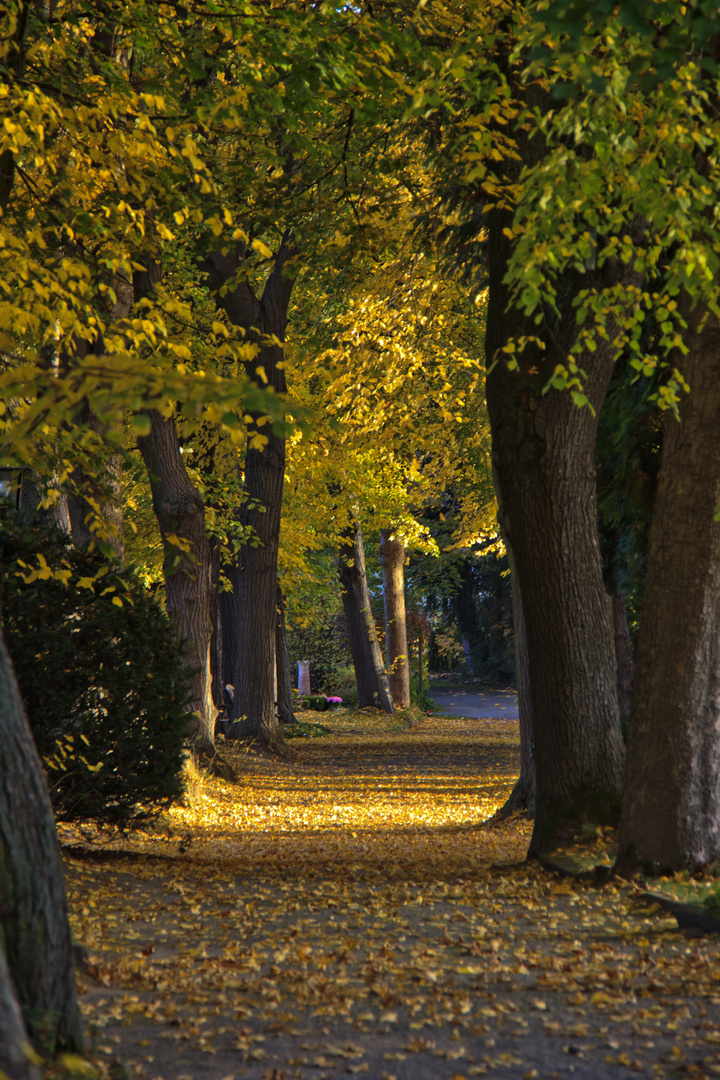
xmin=57 ymin=710 xmax=720 ymax=1080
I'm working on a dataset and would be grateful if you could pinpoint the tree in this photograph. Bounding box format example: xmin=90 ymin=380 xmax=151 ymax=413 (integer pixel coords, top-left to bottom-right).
xmin=279 ymin=167 xmax=495 ymax=710
xmin=404 ymin=0 xmax=720 ymax=856
xmin=204 ymin=239 xmax=296 ymax=746
xmin=502 ymin=8 xmax=720 ymax=868
xmin=339 ymin=520 xmax=395 ymax=713
xmin=617 ymin=301 xmax=720 ymax=872
xmin=0 ymin=942 xmax=39 ymax=1080
xmin=0 ymin=630 xmax=82 ymax=1054
xmin=275 ymin=584 xmax=298 ymax=726
xmin=138 ymin=410 xmax=216 ymax=754
xmin=380 ymin=529 xmax=411 ymax=708
xmin=499 ymin=552 xmax=535 ymax=817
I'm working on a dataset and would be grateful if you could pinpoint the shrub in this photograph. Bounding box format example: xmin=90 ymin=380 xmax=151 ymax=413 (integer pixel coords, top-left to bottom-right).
xmin=297 ymin=694 xmax=330 ymax=712
xmin=287 ymin=612 xmax=350 ymax=695
xmin=0 ymin=510 xmax=190 ymax=826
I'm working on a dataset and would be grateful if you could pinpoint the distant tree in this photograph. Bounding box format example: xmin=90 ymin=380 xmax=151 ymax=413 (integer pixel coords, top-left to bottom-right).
xmin=339 ymin=521 xmax=395 ymax=714
xmin=380 ymin=530 xmax=411 ymax=709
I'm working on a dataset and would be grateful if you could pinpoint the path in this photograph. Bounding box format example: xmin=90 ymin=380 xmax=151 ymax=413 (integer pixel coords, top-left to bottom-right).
xmin=430 ymin=683 xmax=519 ymax=720
xmin=61 ymin=713 xmax=720 ymax=1080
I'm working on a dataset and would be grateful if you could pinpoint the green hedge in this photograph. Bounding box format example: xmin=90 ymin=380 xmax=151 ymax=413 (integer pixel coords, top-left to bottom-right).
xmin=0 ymin=510 xmax=190 ymax=826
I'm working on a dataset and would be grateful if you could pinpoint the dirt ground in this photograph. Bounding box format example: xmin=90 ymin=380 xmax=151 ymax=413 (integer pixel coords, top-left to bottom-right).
xmin=61 ymin=713 xmax=720 ymax=1080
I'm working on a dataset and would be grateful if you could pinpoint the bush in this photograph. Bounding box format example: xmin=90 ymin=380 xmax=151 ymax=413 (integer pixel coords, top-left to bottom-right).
xmin=325 ymin=663 xmax=358 ymax=705
xmin=0 ymin=510 xmax=190 ymax=826
xmin=287 ymin=612 xmax=350 ymax=695
xmin=296 ymin=694 xmax=337 ymax=712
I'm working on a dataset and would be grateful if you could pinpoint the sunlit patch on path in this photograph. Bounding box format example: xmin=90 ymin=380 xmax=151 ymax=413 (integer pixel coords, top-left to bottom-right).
xmin=60 ymin=711 xmax=720 ymax=1080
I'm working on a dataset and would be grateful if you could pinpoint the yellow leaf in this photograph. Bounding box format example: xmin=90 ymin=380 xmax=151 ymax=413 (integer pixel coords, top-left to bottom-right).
xmin=252 ymin=239 xmax=273 ymax=259
xmin=58 ymin=1054 xmax=95 ymax=1076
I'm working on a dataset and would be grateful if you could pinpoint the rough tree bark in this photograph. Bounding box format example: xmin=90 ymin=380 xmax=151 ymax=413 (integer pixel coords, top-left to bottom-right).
xmin=617 ymin=301 xmax=720 ymax=874
xmin=0 ymin=944 xmax=39 ymax=1080
xmin=417 ymin=619 xmax=424 ymax=696
xmin=0 ymin=627 xmax=83 ymax=1055
xmin=498 ymin=549 xmax=535 ymax=818
xmin=485 ymin=198 xmax=641 ymax=853
xmin=138 ymin=411 xmax=215 ymax=755
xmin=204 ymin=238 xmax=296 ymax=747
xmin=275 ymin=583 xmax=297 ymax=725
xmin=133 ymin=254 xmax=215 ymax=753
xmin=338 ymin=521 xmax=394 ymax=713
xmin=218 ymin=573 xmax=238 ymax=696
xmin=611 ymin=588 xmax=634 ymax=726
xmin=379 ymin=529 xmax=410 ymax=708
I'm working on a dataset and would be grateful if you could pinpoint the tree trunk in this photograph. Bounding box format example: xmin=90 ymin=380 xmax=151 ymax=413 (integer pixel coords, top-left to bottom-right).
xmin=498 ymin=549 xmax=536 ymax=818
xmin=0 ymin=945 xmax=40 ymax=1080
xmin=611 ymin=588 xmax=634 ymax=728
xmin=276 ymin=584 xmax=297 ymax=725
xmin=209 ymin=535 xmax=223 ymax=709
xmin=380 ymin=530 xmax=410 ymax=708
xmin=0 ymin=628 xmax=83 ymax=1055
xmin=338 ymin=521 xmax=394 ymax=713
xmin=218 ymin=573 xmax=238 ymax=695
xmin=138 ymin=411 xmax=215 ymax=755
xmin=617 ymin=302 xmax=720 ymax=874
xmin=418 ymin=620 xmax=424 ymax=695
xmin=203 ymin=239 xmax=296 ymax=748
xmin=485 ymin=203 xmax=631 ymax=855
xmin=234 ymin=407 xmax=285 ymax=742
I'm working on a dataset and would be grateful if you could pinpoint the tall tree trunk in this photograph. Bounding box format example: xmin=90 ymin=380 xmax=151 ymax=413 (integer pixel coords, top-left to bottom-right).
xmin=0 ymin=627 xmax=83 ymax=1055
xmin=611 ymin=588 xmax=634 ymax=728
xmin=380 ymin=530 xmax=410 ymax=708
xmin=485 ymin=200 xmax=635 ymax=854
xmin=276 ymin=583 xmax=297 ymax=725
xmin=617 ymin=302 xmax=720 ymax=874
xmin=133 ymin=254 xmax=214 ymax=751
xmin=138 ymin=411 xmax=215 ymax=755
xmin=204 ymin=240 xmax=295 ymax=748
xmin=209 ymin=535 xmax=223 ymax=709
xmin=218 ymin=573 xmax=237 ymax=695
xmin=0 ymin=943 xmax=39 ymax=1080
xmin=234 ymin=407 xmax=284 ymax=742
xmin=498 ymin=549 xmax=536 ymax=817
xmin=339 ymin=521 xmax=394 ymax=713
xmin=418 ymin=619 xmax=424 ymax=695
